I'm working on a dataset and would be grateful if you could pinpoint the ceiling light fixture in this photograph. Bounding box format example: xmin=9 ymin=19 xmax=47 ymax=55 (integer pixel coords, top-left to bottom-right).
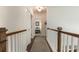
xmin=36 ymin=6 xmax=44 ymax=12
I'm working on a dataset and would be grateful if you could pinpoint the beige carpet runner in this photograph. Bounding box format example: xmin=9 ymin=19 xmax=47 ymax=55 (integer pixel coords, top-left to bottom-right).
xmin=30 ymin=36 xmax=50 ymax=52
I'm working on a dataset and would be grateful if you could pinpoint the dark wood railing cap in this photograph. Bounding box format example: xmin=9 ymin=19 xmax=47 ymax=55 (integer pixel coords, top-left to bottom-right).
xmin=0 ymin=28 xmax=8 ymax=32
xmin=57 ymin=27 xmax=62 ymax=31
xmin=6 ymin=29 xmax=27 ymax=36
xmin=47 ymin=28 xmax=58 ymax=32
xmin=47 ymin=27 xmax=79 ymax=38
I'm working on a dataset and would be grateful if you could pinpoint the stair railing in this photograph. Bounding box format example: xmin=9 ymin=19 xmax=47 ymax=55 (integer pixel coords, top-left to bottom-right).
xmin=0 ymin=27 xmax=27 ymax=52
xmin=47 ymin=27 xmax=79 ymax=52
xmin=6 ymin=29 xmax=27 ymax=52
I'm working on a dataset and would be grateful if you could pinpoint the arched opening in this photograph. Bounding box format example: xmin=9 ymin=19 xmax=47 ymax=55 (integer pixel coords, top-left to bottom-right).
xmin=31 ymin=6 xmax=47 ymax=37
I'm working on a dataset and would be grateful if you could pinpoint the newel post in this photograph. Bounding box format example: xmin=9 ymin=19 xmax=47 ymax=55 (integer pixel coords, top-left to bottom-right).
xmin=0 ymin=28 xmax=7 ymax=52
xmin=57 ymin=27 xmax=62 ymax=52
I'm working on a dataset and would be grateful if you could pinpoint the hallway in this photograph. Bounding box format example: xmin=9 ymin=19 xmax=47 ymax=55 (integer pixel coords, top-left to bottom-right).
xmin=0 ymin=6 xmax=79 ymax=52
xmin=30 ymin=36 xmax=51 ymax=52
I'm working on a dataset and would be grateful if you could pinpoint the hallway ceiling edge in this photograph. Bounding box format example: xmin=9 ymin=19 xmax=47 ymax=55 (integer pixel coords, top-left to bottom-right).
xmin=26 ymin=6 xmax=47 ymax=15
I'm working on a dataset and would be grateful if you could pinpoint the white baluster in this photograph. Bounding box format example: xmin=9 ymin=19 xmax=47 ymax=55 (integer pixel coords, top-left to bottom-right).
xmin=14 ymin=34 xmax=16 ymax=52
xmin=6 ymin=37 xmax=8 ymax=52
xmin=10 ymin=36 xmax=13 ymax=52
xmin=18 ymin=33 xmax=20 ymax=52
xmin=61 ymin=34 xmax=63 ymax=52
xmin=17 ymin=33 xmax=19 ymax=52
xmin=15 ymin=34 xmax=18 ymax=52
xmin=77 ymin=38 xmax=79 ymax=52
xmin=66 ymin=35 xmax=69 ymax=52
xmin=7 ymin=36 xmax=12 ymax=52
xmin=22 ymin=31 xmax=26 ymax=52
xmin=20 ymin=33 xmax=23 ymax=52
xmin=19 ymin=33 xmax=21 ymax=52
xmin=62 ymin=34 xmax=65 ymax=52
xmin=21 ymin=32 xmax=23 ymax=52
xmin=71 ymin=36 xmax=74 ymax=52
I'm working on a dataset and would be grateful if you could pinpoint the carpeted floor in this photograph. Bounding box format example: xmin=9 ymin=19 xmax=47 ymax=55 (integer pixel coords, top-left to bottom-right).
xmin=30 ymin=36 xmax=51 ymax=52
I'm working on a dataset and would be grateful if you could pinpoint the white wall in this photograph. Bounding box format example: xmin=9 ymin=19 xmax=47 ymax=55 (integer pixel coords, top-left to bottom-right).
xmin=16 ymin=7 xmax=31 ymax=51
xmin=32 ymin=11 xmax=47 ymax=36
xmin=47 ymin=6 xmax=79 ymax=51
xmin=0 ymin=7 xmax=9 ymax=28
xmin=31 ymin=14 xmax=35 ymax=38
xmin=0 ymin=6 xmax=31 ymax=52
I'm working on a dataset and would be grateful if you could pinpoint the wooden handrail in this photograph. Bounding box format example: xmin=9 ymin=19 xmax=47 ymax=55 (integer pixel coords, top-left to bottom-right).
xmin=47 ymin=28 xmax=58 ymax=32
xmin=6 ymin=29 xmax=27 ymax=36
xmin=47 ymin=27 xmax=79 ymax=38
xmin=47 ymin=27 xmax=79 ymax=52
xmin=61 ymin=31 xmax=79 ymax=37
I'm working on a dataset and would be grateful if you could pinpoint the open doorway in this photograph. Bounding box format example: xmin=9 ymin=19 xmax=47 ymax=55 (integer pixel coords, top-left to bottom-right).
xmin=27 ymin=6 xmax=51 ymax=52
xmin=31 ymin=6 xmax=47 ymax=37
xmin=27 ymin=6 xmax=52 ymax=52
